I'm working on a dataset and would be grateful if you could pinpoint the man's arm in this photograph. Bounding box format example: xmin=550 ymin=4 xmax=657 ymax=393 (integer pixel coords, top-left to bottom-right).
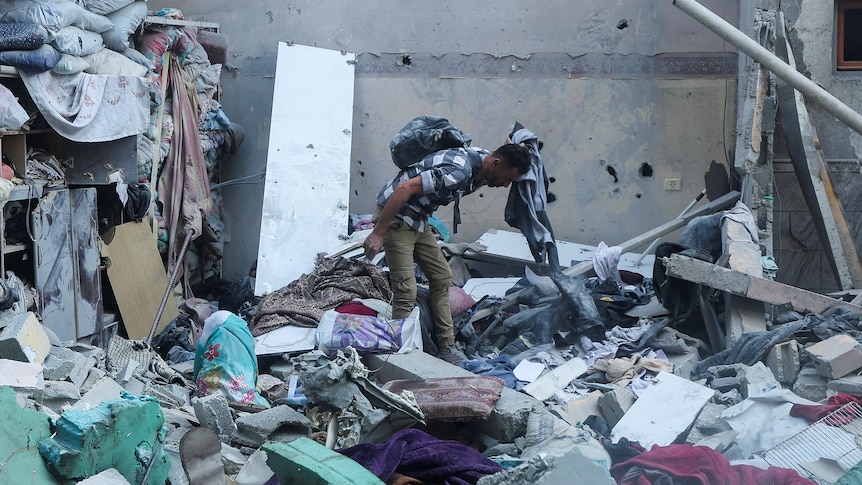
xmin=363 ymin=176 xmax=423 ymax=258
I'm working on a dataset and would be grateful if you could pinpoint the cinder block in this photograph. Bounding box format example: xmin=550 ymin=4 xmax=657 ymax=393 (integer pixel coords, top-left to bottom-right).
xmin=0 ymin=312 xmax=51 ymax=364
xmin=766 ymin=340 xmax=801 ymax=385
xmin=805 ymin=334 xmax=862 ymax=379
xmin=597 ymin=387 xmax=636 ymax=428
xmin=37 ymin=392 xmax=170 ymax=485
xmin=263 ymin=438 xmax=384 ymax=485
xmin=192 ymin=392 xmax=236 ymax=443
xmin=364 ymin=352 xmax=541 ymax=442
xmin=233 ymin=404 xmax=311 ymax=448
xmin=793 ymin=366 xmax=828 ymax=402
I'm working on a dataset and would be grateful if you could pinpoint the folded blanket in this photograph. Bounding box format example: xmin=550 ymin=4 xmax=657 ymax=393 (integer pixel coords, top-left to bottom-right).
xmin=20 ymin=69 xmax=148 ymax=142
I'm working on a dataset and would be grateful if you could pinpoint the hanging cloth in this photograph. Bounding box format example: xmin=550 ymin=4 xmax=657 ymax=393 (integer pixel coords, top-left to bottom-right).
xmin=505 ymin=122 xmax=560 ymax=272
xmin=157 ymin=54 xmax=214 ymax=280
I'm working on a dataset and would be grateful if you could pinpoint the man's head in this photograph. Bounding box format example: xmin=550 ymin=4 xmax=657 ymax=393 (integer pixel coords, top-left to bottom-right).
xmin=480 ymin=143 xmax=532 ymax=187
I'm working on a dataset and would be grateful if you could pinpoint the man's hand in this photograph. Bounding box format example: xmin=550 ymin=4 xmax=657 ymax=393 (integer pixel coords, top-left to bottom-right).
xmin=363 ymin=232 xmax=384 ymax=259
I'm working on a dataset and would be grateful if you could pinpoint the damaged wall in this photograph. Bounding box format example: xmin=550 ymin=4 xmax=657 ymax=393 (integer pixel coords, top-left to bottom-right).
xmin=147 ymin=0 xmax=739 ymax=280
xmin=774 ymin=1 xmax=862 ymax=293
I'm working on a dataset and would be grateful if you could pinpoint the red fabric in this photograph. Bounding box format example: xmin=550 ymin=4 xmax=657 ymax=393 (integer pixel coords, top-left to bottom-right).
xmin=790 ymin=393 xmax=862 ymax=423
xmin=335 ymin=301 xmax=378 ymax=317
xmin=610 ymin=444 xmax=817 ymax=485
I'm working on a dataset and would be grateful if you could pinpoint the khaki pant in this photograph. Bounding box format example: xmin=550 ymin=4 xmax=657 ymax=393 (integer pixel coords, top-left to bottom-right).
xmin=381 ymin=216 xmax=454 ymax=347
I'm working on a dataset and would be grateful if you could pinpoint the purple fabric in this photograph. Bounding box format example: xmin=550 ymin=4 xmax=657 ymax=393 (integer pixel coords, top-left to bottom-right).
xmin=338 ymin=428 xmax=503 ymax=485
xmin=326 ymin=313 xmax=403 ymax=354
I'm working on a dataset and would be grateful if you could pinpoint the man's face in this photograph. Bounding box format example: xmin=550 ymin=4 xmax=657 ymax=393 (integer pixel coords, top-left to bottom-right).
xmin=486 ymin=160 xmax=522 ymax=188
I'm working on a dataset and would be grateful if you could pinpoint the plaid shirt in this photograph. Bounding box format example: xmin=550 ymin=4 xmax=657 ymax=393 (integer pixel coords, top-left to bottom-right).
xmin=376 ymin=147 xmax=489 ymax=232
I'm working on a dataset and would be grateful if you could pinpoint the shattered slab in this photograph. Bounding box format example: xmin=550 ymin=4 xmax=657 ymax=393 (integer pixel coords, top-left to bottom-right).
xmin=610 ymin=371 xmax=715 ymax=448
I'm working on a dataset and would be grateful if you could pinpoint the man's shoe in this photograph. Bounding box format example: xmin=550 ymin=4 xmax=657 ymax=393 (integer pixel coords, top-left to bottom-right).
xmin=437 ymin=344 xmax=467 ymax=365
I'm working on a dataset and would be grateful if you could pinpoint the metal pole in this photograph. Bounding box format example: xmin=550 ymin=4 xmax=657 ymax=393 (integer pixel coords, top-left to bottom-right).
xmin=146 ymin=228 xmax=195 ymax=345
xmin=672 ymin=0 xmax=862 ymax=136
xmin=633 ymin=189 xmax=707 ymax=267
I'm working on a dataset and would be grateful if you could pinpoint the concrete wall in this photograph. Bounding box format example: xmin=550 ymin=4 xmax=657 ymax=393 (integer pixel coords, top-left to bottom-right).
xmin=150 ymin=0 xmax=739 ymax=281
xmin=775 ymin=2 xmax=862 ymax=293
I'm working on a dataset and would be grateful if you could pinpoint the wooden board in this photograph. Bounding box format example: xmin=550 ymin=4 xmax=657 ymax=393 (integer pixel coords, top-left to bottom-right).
xmin=103 ymin=221 xmax=178 ymax=340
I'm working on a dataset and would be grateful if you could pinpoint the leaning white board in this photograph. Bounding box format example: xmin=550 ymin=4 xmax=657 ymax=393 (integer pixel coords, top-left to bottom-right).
xmin=255 ymin=43 xmax=355 ymax=296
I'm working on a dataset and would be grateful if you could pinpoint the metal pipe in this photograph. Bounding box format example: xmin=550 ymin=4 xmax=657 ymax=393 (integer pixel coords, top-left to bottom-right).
xmin=673 ymin=0 xmax=862 ymax=136
xmin=146 ymin=228 xmax=195 ymax=345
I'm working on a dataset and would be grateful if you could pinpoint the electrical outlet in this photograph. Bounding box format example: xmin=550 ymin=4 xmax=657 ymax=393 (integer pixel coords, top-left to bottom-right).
xmin=664 ymin=178 xmax=682 ymax=191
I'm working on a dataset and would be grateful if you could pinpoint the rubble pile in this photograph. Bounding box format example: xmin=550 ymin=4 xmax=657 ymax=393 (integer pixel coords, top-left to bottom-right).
xmin=3 ymin=206 xmax=862 ymax=484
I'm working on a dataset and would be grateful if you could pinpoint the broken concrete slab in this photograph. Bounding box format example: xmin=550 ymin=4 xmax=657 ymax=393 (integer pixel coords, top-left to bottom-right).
xmin=610 ymin=371 xmax=715 ymax=448
xmin=662 ymin=253 xmax=862 ymax=315
xmin=0 ymin=311 xmax=51 ymax=363
xmin=684 ymin=402 xmax=732 ymax=445
xmin=43 ymin=345 xmax=95 ymax=388
xmin=77 ymin=468 xmax=132 ymax=484
xmin=792 ymin=366 xmax=829 ymax=402
xmin=597 ymin=387 xmax=636 ymax=428
xmin=476 ymin=446 xmax=615 ymax=485
xmin=827 ymin=375 xmax=862 ymax=396
xmin=0 ymin=385 xmax=60 ymax=484
xmin=766 ymin=340 xmax=801 ymax=385
xmin=522 ymin=357 xmax=587 ymax=402
xmin=558 ymin=389 xmax=602 ymax=425
xmin=69 ymin=376 xmax=124 ymax=412
xmin=0 ymin=358 xmax=44 ymax=390
xmin=232 ymin=404 xmax=312 ymax=448
xmin=193 ymin=391 xmax=237 ymax=443
xmin=234 ymin=448 xmax=275 ymax=485
xmin=805 ymin=334 xmax=862 ymax=379
xmin=38 ymin=392 xmax=170 ymax=485
xmin=263 ymin=437 xmax=385 ymax=485
xmin=39 ymin=380 xmax=82 ymax=413
xmin=364 ymin=352 xmax=542 ymax=442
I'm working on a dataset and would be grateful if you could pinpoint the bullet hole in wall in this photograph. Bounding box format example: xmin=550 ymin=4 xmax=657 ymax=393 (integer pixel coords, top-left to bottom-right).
xmin=617 ymin=19 xmax=629 ymax=29
xmin=547 ymin=192 xmax=557 ymax=203
xmin=360 ymin=171 xmax=365 ymax=177
xmin=549 ymin=176 xmax=556 ymax=183
xmin=400 ymin=55 xmax=412 ymax=66
xmin=639 ymin=162 xmax=653 ymax=177
xmin=636 ymin=193 xmax=642 ymax=199
xmin=606 ymin=165 xmax=619 ymax=183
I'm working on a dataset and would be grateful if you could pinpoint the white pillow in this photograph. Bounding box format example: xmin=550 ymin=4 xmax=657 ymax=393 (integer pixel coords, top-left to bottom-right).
xmin=83 ymin=48 xmax=147 ymax=76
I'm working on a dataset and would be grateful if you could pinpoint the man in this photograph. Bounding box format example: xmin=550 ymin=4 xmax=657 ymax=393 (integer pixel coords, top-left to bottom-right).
xmin=363 ymin=143 xmax=532 ymax=364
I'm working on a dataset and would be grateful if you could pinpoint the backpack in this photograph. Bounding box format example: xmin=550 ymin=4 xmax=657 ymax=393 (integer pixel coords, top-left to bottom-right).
xmin=390 ymin=115 xmax=473 ymax=169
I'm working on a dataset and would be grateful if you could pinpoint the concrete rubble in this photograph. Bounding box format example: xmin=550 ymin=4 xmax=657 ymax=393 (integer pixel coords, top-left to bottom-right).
xmin=3 ymin=205 xmax=862 ymax=484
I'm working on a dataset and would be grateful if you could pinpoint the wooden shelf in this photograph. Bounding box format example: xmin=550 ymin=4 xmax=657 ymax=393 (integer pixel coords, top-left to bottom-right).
xmin=143 ymin=16 xmax=219 ymax=30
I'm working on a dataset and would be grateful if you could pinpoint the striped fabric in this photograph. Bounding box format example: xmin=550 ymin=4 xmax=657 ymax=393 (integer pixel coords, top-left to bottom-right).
xmin=376 ymin=147 xmax=488 ymax=232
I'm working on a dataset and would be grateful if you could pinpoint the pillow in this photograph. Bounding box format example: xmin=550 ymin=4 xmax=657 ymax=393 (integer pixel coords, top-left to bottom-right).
xmin=382 ymin=376 xmax=505 ymax=422
xmin=51 ymin=25 xmax=104 ymax=56
xmin=51 ymin=53 xmax=90 ymax=74
xmin=100 ymin=1 xmax=146 ymax=52
xmin=449 ymin=285 xmax=476 ymax=316
xmin=82 ymin=47 xmax=147 ymax=76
